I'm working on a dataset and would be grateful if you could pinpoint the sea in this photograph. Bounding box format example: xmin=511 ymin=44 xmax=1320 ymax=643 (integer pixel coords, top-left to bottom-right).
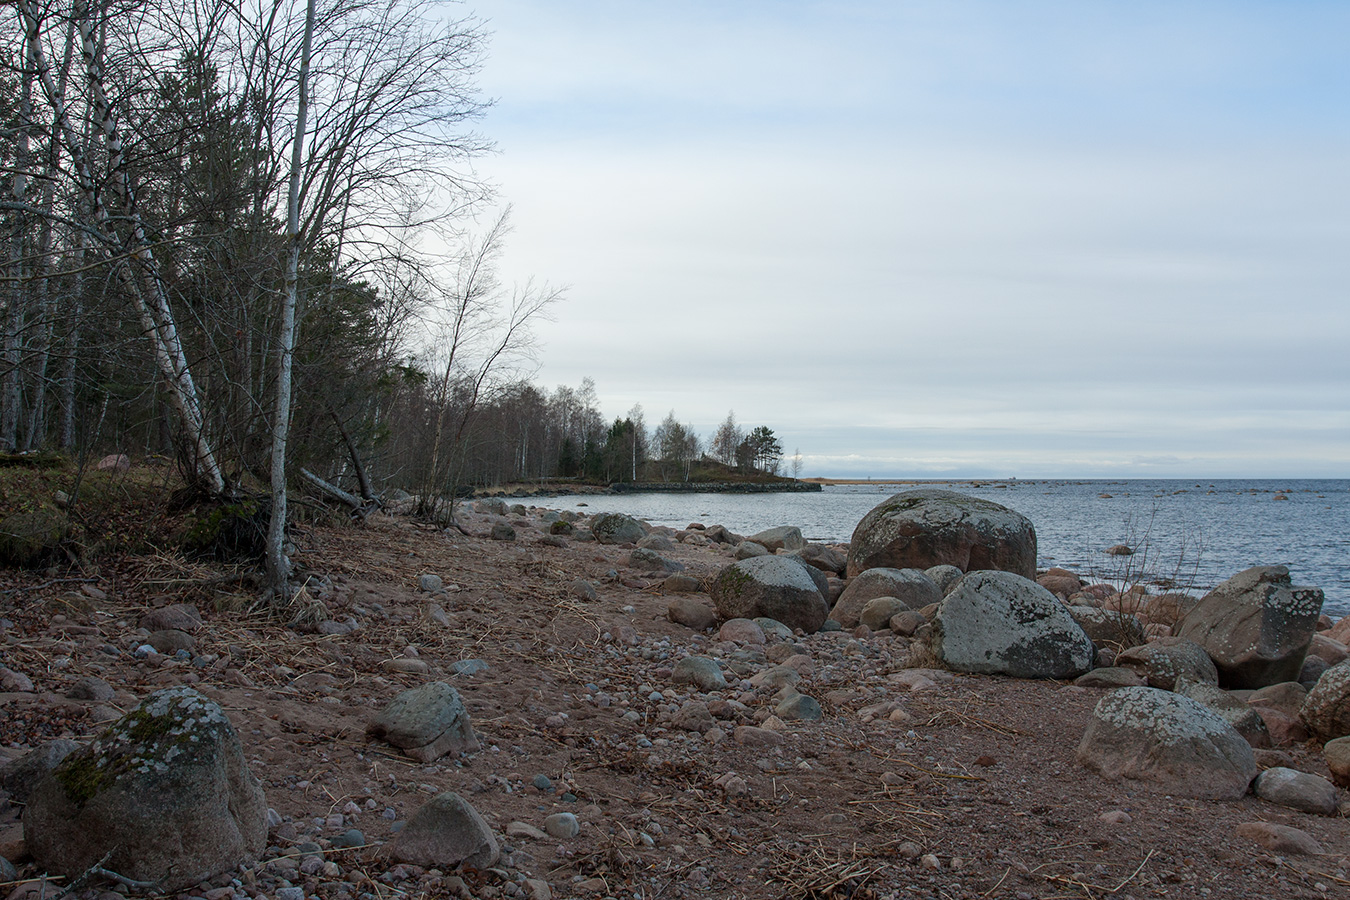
xmin=535 ymin=479 xmax=1350 ymax=617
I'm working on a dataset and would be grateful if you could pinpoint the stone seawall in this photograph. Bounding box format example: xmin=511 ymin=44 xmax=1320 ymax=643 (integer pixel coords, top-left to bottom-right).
xmin=608 ymin=481 xmax=822 ymax=494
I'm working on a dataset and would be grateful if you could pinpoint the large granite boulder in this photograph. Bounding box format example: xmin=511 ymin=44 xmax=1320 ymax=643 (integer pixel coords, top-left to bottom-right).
xmin=23 ymin=687 xmax=266 ymax=891
xmin=590 ymin=513 xmax=647 ymax=545
xmin=846 ymin=489 xmax=1036 ymax=579
xmin=1067 ymin=606 xmax=1146 ymax=651
xmin=1175 ymin=566 xmax=1324 ymax=689
xmin=929 ymin=571 xmax=1093 ymax=679
xmin=710 ymin=556 xmax=829 ymax=634
xmin=1076 ymin=687 xmax=1258 ymax=800
xmin=831 ymin=567 xmax=941 ymax=629
xmin=1300 ymin=660 xmax=1350 ymax=742
xmin=1115 ymin=636 xmax=1218 ymax=691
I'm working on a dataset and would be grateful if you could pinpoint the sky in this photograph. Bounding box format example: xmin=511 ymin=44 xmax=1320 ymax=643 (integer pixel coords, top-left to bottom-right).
xmin=462 ymin=0 xmax=1349 ymax=479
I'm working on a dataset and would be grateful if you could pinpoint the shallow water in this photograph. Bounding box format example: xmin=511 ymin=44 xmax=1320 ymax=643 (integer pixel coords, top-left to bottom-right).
xmin=535 ymin=479 xmax=1350 ymax=616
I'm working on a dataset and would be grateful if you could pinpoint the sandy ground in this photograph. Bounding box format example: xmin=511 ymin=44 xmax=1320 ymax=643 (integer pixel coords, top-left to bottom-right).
xmin=2 ymin=502 xmax=1350 ymax=900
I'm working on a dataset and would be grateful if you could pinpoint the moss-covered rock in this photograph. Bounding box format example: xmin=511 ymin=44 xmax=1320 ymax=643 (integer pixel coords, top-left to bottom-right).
xmin=23 ymin=686 xmax=266 ymax=891
xmin=0 ymin=508 xmax=69 ymax=566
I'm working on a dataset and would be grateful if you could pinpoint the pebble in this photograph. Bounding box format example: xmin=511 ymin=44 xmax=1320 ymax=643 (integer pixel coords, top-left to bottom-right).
xmin=532 ymin=774 xmax=553 ymax=792
xmin=544 ymin=812 xmax=580 ymax=839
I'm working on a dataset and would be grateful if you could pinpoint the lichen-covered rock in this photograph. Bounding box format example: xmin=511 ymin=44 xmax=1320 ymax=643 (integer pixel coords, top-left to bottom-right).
xmin=1115 ymin=636 xmax=1218 ymax=691
xmin=367 ymin=682 xmax=480 ymax=763
xmin=846 ymin=489 xmax=1036 ymax=579
xmin=1176 ymin=681 xmax=1272 ymax=748
xmin=590 ymin=513 xmax=646 ymax=545
xmin=1075 ymin=686 xmax=1257 ymax=800
xmin=831 ymin=568 xmax=941 ymax=629
xmin=710 ymin=556 xmax=829 ymax=634
xmin=23 ymin=687 xmax=266 ymax=891
xmin=930 ymin=571 xmax=1093 ymax=679
xmin=1175 ymin=566 xmax=1324 ymax=688
xmin=1300 ymin=660 xmax=1350 ymax=742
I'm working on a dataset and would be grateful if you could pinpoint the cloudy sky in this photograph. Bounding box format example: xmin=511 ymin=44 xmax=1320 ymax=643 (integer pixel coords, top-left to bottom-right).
xmin=466 ymin=0 xmax=1348 ymax=479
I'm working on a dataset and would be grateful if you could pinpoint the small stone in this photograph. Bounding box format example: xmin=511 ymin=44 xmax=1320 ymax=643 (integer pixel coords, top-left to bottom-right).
xmin=276 ymin=888 xmax=305 ymax=900
xmin=1097 ymin=809 xmax=1132 ymax=825
xmin=507 ymin=821 xmax=548 ymax=840
xmin=418 ymin=574 xmax=444 ymax=593
xmin=66 ymin=676 xmax=115 ymax=702
xmin=919 ymin=854 xmax=941 ymax=870
xmin=449 ymin=659 xmax=489 ymax=677
xmin=532 ymin=774 xmax=553 ymax=792
xmin=569 ymin=579 xmax=598 ymax=602
xmin=332 ymin=829 xmax=365 ymax=849
xmin=733 ymin=726 xmax=784 ymax=747
xmin=775 ymin=694 xmax=822 ymax=721
xmin=672 ymin=656 xmax=727 ymax=692
xmin=1253 ymin=767 xmax=1339 ymax=815
xmin=543 ymin=812 xmax=579 ymax=839
xmin=1235 ymin=821 xmax=1325 ymax=855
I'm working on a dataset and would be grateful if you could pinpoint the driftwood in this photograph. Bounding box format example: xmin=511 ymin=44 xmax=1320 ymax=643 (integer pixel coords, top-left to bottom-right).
xmin=299 ymin=468 xmax=379 ymax=521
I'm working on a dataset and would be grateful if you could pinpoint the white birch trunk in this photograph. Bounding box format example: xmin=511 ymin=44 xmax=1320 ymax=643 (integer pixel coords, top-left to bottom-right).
xmin=267 ymin=0 xmax=317 ymax=603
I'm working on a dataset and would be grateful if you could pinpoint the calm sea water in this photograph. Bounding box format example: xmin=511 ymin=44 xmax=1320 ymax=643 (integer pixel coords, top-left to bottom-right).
xmin=536 ymin=479 xmax=1350 ymax=617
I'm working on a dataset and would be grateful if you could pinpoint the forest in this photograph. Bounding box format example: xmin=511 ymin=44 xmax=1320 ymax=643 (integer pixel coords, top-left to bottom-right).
xmin=0 ymin=0 xmax=792 ymax=597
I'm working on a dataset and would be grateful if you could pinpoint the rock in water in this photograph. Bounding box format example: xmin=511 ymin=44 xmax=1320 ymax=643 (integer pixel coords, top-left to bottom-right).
xmin=1075 ymin=686 xmax=1257 ymax=800
xmin=381 ymin=792 xmax=499 ymax=869
xmin=1175 ymin=566 xmax=1323 ymax=688
xmin=710 ymin=556 xmax=829 ymax=634
xmin=23 ymin=686 xmax=266 ymax=891
xmin=846 ymin=489 xmax=1036 ymax=579
xmin=930 ymin=571 xmax=1093 ymax=679
xmin=368 ymin=682 xmax=480 ymax=763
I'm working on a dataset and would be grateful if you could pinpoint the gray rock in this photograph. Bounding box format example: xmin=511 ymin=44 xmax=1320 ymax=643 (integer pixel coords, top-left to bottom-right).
xmin=549 ymin=520 xmax=574 ymax=536
xmin=381 ymin=792 xmax=499 ymax=868
xmin=667 ymin=597 xmax=717 ymax=631
xmin=832 ymin=568 xmax=941 ymax=629
xmin=931 ymin=571 xmax=1093 ymax=679
xmin=568 ymin=579 xmax=598 ymax=602
xmin=147 ymin=628 xmax=195 ymax=654
xmin=418 ymin=573 xmax=444 ymax=593
xmin=0 ymin=739 xmax=81 ymax=803
xmin=1115 ymin=636 xmax=1218 ymax=691
xmin=544 ymin=812 xmax=580 ymax=839
xmin=66 ymin=676 xmax=114 ymax=703
xmin=846 ymin=489 xmax=1036 ymax=580
xmin=1075 ymin=686 xmax=1257 ymax=800
xmin=332 ymin=828 xmax=365 ymax=849
xmin=746 ymin=526 xmax=805 ymax=552
xmin=1253 ymin=766 xmax=1339 ymax=815
xmin=1074 ymin=667 xmax=1146 ymax=689
xmin=474 ymin=498 xmax=508 ymax=515
xmin=448 ymin=659 xmax=489 ymax=677
xmin=637 ymin=533 xmax=676 ymax=552
xmin=924 ymin=564 xmax=965 ymax=595
xmin=671 ymin=700 xmax=716 ymax=732
xmin=704 ymin=525 xmax=742 ymax=545
xmin=672 ymin=656 xmax=728 ymax=692
xmin=710 ymin=556 xmax=829 ymax=634
xmin=1300 ymin=660 xmax=1350 ymax=742
xmin=734 ymin=540 xmax=770 ymax=560
xmin=1176 ymin=566 xmax=1323 ymax=688
xmin=591 ymin=513 xmax=646 ymax=545
xmin=860 ymin=597 xmax=911 ymax=632
xmin=775 ymin=694 xmax=822 ymax=721
xmin=628 ymin=548 xmax=682 ymax=572
xmin=791 ymin=544 xmax=847 ymax=575
xmin=367 ymin=682 xmax=480 ymax=762
xmin=754 ymin=618 xmax=795 ymax=641
xmin=140 ymin=603 xmax=203 ymax=633
xmin=1235 ymin=821 xmax=1324 ymax=855
xmin=0 ymin=855 xmax=16 ymax=881
xmin=1177 ymin=681 xmax=1272 ymax=748
xmin=663 ymin=574 xmax=703 ymax=593
xmin=889 ymin=610 xmax=926 ymax=636
xmin=489 ymin=522 xmax=516 ymax=541
xmin=23 ymin=687 xmax=267 ymax=891
xmin=0 ymin=665 xmax=33 ymax=692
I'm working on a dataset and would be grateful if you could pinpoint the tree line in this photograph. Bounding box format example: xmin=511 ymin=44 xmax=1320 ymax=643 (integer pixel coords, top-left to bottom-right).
xmin=0 ymin=0 xmax=796 ymax=602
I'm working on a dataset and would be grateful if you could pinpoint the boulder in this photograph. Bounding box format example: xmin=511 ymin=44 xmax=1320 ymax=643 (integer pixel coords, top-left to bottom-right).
xmin=1300 ymin=660 xmax=1350 ymax=742
xmin=1323 ymin=735 xmax=1350 ymax=787
xmin=1037 ymin=570 xmax=1083 ymax=599
xmin=1175 ymin=566 xmax=1323 ymax=689
xmin=846 ymin=489 xmax=1036 ymax=580
xmin=667 ymin=597 xmax=717 ymax=631
xmin=924 ymin=564 xmax=964 ymax=595
xmin=590 ymin=513 xmax=646 ymax=545
xmin=860 ymin=597 xmax=911 ymax=632
xmin=746 ymin=526 xmax=805 ymax=552
xmin=672 ymin=656 xmax=727 ymax=692
xmin=139 ymin=603 xmax=203 ymax=633
xmin=367 ymin=683 xmax=480 ymax=763
xmin=1075 ymin=686 xmax=1257 ymax=800
xmin=1115 ymin=637 xmax=1218 ymax=691
xmin=709 ymin=556 xmax=829 ymax=634
xmin=637 ymin=533 xmax=676 ymax=552
xmin=929 ymin=571 xmax=1093 ymax=679
xmin=790 ymin=543 xmax=847 ymax=575
xmin=1308 ymin=633 xmax=1349 ymax=666
xmin=831 ymin=568 xmax=941 ymax=629
xmin=381 ymin=792 xmax=499 ymax=869
xmin=734 ymin=540 xmax=771 ymax=560
xmin=1138 ymin=593 xmax=1200 ymax=627
xmin=1074 ymin=667 xmax=1146 ymax=689
xmin=1253 ymin=767 xmax=1339 ymax=815
xmin=23 ymin=687 xmax=266 ymax=891
xmin=0 ymin=509 xmax=69 ymax=567
xmin=1235 ymin=822 xmax=1324 ymax=856
xmin=1176 ymin=681 xmax=1271 ymax=748
xmin=0 ymin=740 xmax=81 ymax=804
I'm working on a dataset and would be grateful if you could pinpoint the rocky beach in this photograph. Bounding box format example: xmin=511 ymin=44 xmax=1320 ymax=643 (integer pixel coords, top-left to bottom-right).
xmin=3 ymin=489 xmax=1350 ymax=900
